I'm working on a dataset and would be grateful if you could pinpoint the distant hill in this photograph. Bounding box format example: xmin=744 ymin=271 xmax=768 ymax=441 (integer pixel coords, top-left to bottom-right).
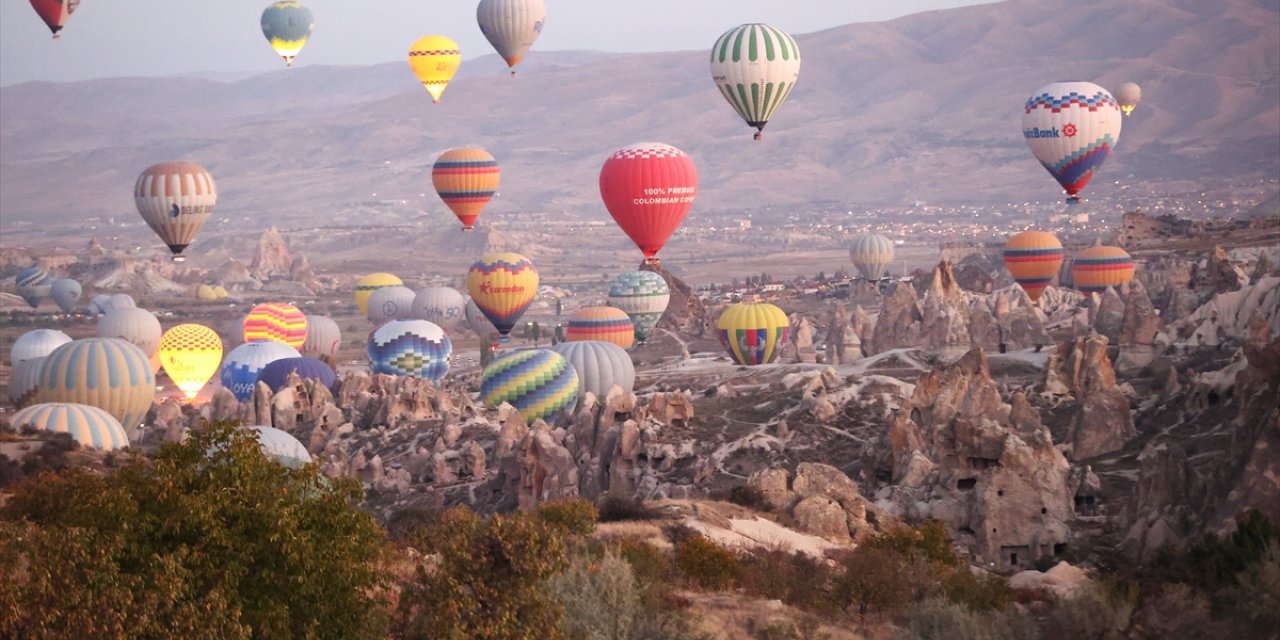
xmin=1 ymin=0 xmax=1276 ymax=231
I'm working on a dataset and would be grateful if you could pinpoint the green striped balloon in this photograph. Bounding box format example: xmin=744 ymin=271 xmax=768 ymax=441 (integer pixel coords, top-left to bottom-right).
xmin=709 ymin=23 xmax=801 ymax=140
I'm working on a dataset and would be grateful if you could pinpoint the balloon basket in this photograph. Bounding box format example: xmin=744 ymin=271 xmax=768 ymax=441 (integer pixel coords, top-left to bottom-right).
xmin=172 ymin=255 xmax=186 ymax=263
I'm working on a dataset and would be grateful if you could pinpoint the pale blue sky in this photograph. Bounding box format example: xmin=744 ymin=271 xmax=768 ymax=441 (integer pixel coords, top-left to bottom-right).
xmin=1 ymin=0 xmax=997 ymax=86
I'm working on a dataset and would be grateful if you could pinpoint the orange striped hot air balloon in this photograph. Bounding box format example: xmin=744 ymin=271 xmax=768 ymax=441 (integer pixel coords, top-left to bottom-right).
xmin=467 ymin=252 xmax=538 ymax=340
xmin=1072 ymin=244 xmax=1135 ymax=295
xmin=1003 ymin=231 xmax=1064 ymax=302
xmin=432 ymin=148 xmax=500 ymax=230
xmin=565 ymin=306 xmax=635 ymax=349
xmin=242 ymin=302 xmax=308 ymax=349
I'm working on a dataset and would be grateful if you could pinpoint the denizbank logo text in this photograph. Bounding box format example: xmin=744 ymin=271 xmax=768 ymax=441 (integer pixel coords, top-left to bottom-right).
xmin=1023 ymin=127 xmax=1060 ymax=139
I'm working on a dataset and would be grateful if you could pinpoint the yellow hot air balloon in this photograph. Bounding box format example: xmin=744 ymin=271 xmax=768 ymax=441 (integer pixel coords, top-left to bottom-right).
xmin=408 ymin=35 xmax=462 ymax=103
xmin=1003 ymin=231 xmax=1064 ymax=302
xmin=355 ymin=273 xmax=403 ymax=316
xmin=158 ymin=324 xmax=223 ymax=401
xmin=1072 ymin=243 xmax=1135 ymax=295
xmin=466 ymin=252 xmax=538 ymax=339
xmin=717 ymin=303 xmax=790 ymax=366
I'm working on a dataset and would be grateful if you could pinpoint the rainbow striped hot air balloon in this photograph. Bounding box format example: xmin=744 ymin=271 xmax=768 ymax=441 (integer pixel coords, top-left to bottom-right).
xmin=10 ymin=403 xmax=130 ymax=451
xmin=36 ymin=338 xmax=156 ymax=433
xmin=717 ymin=303 xmax=790 ymax=366
xmin=1072 ymin=244 xmax=1136 ymax=295
xmin=243 ymin=302 xmax=307 ymax=349
xmin=566 ymin=306 xmax=635 ymax=349
xmin=355 ymin=273 xmax=402 ymax=316
xmin=467 ymin=252 xmax=538 ymax=340
xmin=607 ymin=271 xmax=670 ymax=342
xmin=158 ymin=324 xmax=223 ymax=401
xmin=1003 ymin=231 xmax=1064 ymax=303
xmin=480 ymin=348 xmax=579 ymax=422
xmin=433 ymin=148 xmax=500 ymax=230
xmin=367 ymin=320 xmax=452 ymax=383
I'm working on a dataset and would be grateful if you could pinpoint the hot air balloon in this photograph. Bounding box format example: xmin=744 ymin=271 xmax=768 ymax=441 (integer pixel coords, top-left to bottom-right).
xmin=15 ymin=266 xmax=52 ymax=309
xmin=599 ymin=143 xmax=699 ymax=263
xmin=1114 ymin=82 xmax=1142 ymax=117
xmin=10 ymin=403 xmax=130 ymax=451
xmin=709 ymin=23 xmax=802 ymax=141
xmin=242 ymin=302 xmax=307 ymax=349
xmin=467 ymin=252 xmax=538 ymax=340
xmin=566 ymin=306 xmax=635 ymax=350
xmin=87 ymin=293 xmax=136 ymax=316
xmin=368 ymin=320 xmax=452 ymax=383
xmin=607 ymin=271 xmax=670 ymax=342
xmin=1003 ymin=231 xmax=1064 ymax=303
xmin=240 ymin=425 xmax=312 ymax=468
xmin=717 ymin=303 xmax=790 ymax=366
xmin=366 ymin=286 xmax=417 ymax=324
xmin=11 ymin=328 xmax=71 ymax=365
xmin=261 ymin=1 xmax=314 ymax=67
xmin=9 ymin=357 xmax=45 ymax=408
xmin=476 ymin=0 xmax=546 ymax=76
xmin=49 ymin=278 xmax=82 ymax=313
xmin=465 ymin=296 xmax=500 ymax=341
xmin=1072 ymin=244 xmax=1136 ymax=295
xmin=220 ymin=341 xmax=301 ymax=401
xmin=408 ymin=35 xmax=461 ymax=103
xmin=479 ymin=348 xmax=578 ymax=422
xmin=301 ymin=314 xmax=341 ymax=359
xmin=551 ymin=340 xmax=635 ymax=399
xmin=37 ymin=338 xmax=155 ymax=433
xmin=257 ymin=356 xmax=335 ymax=393
xmin=97 ymin=307 xmax=162 ymax=362
xmin=355 ymin=273 xmax=402 ymax=316
xmin=157 ymin=323 xmax=223 ymax=401
xmin=413 ymin=287 xmax=467 ymax=332
xmin=849 ymin=234 xmax=895 ymax=281
xmin=1023 ymin=82 xmax=1122 ymax=203
xmin=29 ymin=0 xmax=78 ymax=39
xmin=134 ymin=161 xmax=217 ymax=260
xmin=432 ymin=148 xmax=500 ymax=230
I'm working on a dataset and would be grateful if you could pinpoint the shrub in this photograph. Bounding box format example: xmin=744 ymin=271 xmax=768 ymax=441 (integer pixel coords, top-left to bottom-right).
xmin=863 ymin=519 xmax=960 ymax=570
xmin=620 ymin=539 xmax=671 ymax=588
xmin=1225 ymin=539 xmax=1280 ymax=637
xmin=1138 ymin=583 xmax=1216 ymax=640
xmin=942 ymin=568 xmax=1015 ymax=612
xmin=673 ymin=535 xmax=741 ymax=591
xmin=725 ymin=485 xmax=772 ymax=512
xmin=738 ymin=548 xmax=838 ymax=615
xmin=894 ymin=599 xmax=1038 ymax=640
xmin=750 ymin=617 xmax=830 ymax=640
xmin=1039 ymin=579 xmax=1138 ymax=640
xmin=537 ymin=498 xmax=599 ymax=536
xmin=598 ymin=495 xmax=661 ymax=522
xmin=549 ymin=550 xmax=638 ymax=640
xmin=831 ymin=545 xmax=925 ymax=617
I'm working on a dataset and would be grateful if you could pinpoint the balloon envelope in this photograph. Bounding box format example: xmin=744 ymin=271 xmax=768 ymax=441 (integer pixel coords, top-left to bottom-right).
xmin=413 ymin=287 xmax=467 ymax=332
xmin=29 ymin=0 xmax=78 ymax=38
xmin=10 ymin=403 xmax=129 ymax=451
xmin=599 ymin=143 xmax=698 ymax=260
xmin=97 ymin=307 xmax=162 ymax=360
xmin=717 ymin=303 xmax=790 ymax=365
xmin=49 ymin=278 xmax=82 ymax=313
xmin=158 ymin=324 xmax=223 ymax=400
xmin=134 ymin=161 xmax=217 ymax=257
xmin=9 ymin=357 xmax=45 ymax=408
xmin=408 ymin=35 xmax=461 ymax=103
xmin=1115 ymin=82 xmax=1142 ymax=116
xmin=16 ymin=266 xmax=52 ymax=308
xmin=608 ymin=271 xmax=670 ymax=342
xmin=366 ymin=286 xmax=417 ymax=324
xmin=241 ymin=425 xmax=312 ymax=469
xmin=355 ymin=273 xmax=402 ymax=316
xmin=243 ymin=302 xmax=307 ymax=349
xmin=11 ymin=329 xmax=72 ymax=365
xmin=551 ymin=340 xmax=635 ymax=399
xmin=367 ymin=319 xmax=452 ymax=383
xmin=1022 ymin=82 xmax=1121 ymax=201
xmin=1072 ymin=245 xmax=1136 ymax=295
xmin=465 ymin=296 xmax=500 ymax=340
xmin=261 ymin=1 xmax=314 ymax=67
xmin=849 ymin=234 xmax=895 ymax=281
xmin=480 ymin=348 xmax=578 ymax=422
xmin=432 ymin=148 xmax=500 ymax=230
xmin=476 ymin=0 xmax=546 ymax=73
xmin=467 ymin=252 xmax=538 ymax=337
xmin=220 ymin=341 xmax=302 ymax=401
xmin=300 ymin=314 xmax=342 ymax=359
xmin=37 ymin=338 xmax=156 ymax=433
xmin=1003 ymin=231 xmax=1064 ymax=302
xmin=709 ymin=23 xmax=801 ymax=139
xmin=566 ymin=306 xmax=635 ymax=349
xmin=257 ymin=356 xmax=335 ymax=393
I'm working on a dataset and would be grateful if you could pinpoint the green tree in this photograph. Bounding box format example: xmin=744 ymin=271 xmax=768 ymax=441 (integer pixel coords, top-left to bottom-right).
xmin=0 ymin=421 xmax=389 ymax=640
xmin=395 ymin=506 xmax=570 ymax=639
xmin=549 ymin=551 xmax=638 ymax=640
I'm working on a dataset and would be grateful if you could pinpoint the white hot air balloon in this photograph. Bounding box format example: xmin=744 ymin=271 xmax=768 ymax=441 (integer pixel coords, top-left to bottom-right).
xmin=465 ymin=296 xmax=500 ymax=341
xmin=412 ymin=287 xmax=467 ymax=332
xmin=709 ymin=23 xmax=801 ymax=140
xmin=849 ymin=234 xmax=895 ymax=281
xmin=301 ymin=314 xmax=342 ymax=359
xmin=552 ymin=340 xmax=636 ymax=400
xmin=11 ymin=329 xmax=72 ymax=366
xmin=366 ymin=285 xmax=417 ymax=324
xmin=476 ymin=0 xmax=547 ymax=76
xmin=1114 ymin=82 xmax=1142 ymax=116
xmin=97 ymin=308 xmax=162 ymax=361
xmin=1022 ymin=81 xmax=1122 ymax=204
xmin=49 ymin=278 xmax=82 ymax=313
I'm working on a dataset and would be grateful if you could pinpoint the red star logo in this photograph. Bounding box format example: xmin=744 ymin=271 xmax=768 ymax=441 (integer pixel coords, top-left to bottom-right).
xmin=1062 ymin=123 xmax=1078 ymax=138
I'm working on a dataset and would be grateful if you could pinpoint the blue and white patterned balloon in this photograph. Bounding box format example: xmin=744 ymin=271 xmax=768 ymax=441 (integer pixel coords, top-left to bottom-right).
xmin=368 ymin=319 xmax=452 ymax=383
xmin=220 ymin=341 xmax=302 ymax=401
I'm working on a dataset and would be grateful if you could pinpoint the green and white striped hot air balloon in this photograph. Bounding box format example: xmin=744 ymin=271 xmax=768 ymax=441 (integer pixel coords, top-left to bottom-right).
xmin=709 ymin=23 xmax=801 ymax=141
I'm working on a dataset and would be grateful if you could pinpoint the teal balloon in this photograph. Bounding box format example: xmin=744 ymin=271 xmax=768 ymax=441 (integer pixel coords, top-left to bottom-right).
xmin=49 ymin=278 xmax=82 ymax=313
xmin=36 ymin=338 xmax=156 ymax=433
xmin=16 ymin=266 xmax=52 ymax=308
xmin=480 ymin=348 xmax=578 ymax=423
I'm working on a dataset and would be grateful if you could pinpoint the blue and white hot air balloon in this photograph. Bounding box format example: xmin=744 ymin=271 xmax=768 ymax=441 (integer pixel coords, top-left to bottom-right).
xmin=1022 ymin=81 xmax=1122 ymax=204
xmin=367 ymin=319 xmax=452 ymax=383
xmin=9 ymin=403 xmax=130 ymax=451
xmin=607 ymin=271 xmax=670 ymax=342
xmin=220 ymin=341 xmax=302 ymax=401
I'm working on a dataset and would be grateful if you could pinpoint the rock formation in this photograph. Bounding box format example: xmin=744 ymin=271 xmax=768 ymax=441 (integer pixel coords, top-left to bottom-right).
xmin=1043 ymin=335 xmax=1136 ymax=459
xmin=250 ymin=227 xmax=293 ymax=280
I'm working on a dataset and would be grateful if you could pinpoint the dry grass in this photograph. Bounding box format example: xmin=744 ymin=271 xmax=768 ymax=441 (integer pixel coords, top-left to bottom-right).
xmin=682 ymin=591 xmax=869 ymax=640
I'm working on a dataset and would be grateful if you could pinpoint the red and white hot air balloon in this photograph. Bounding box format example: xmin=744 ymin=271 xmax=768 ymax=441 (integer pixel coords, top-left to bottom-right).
xmin=598 ymin=142 xmax=698 ymax=264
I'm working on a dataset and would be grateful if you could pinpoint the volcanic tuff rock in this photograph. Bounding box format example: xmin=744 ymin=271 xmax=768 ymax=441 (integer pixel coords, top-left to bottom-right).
xmin=1119 ymin=280 xmax=1161 ymax=346
xmin=1043 ymin=335 xmax=1137 ymax=460
xmin=1193 ymin=245 xmax=1249 ymax=295
xmin=249 ymin=227 xmax=293 ymax=280
xmin=644 ymin=262 xmax=706 ymax=337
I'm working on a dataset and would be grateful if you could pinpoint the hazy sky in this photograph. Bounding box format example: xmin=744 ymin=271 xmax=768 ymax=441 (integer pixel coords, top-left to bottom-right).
xmin=1 ymin=0 xmax=997 ymax=86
